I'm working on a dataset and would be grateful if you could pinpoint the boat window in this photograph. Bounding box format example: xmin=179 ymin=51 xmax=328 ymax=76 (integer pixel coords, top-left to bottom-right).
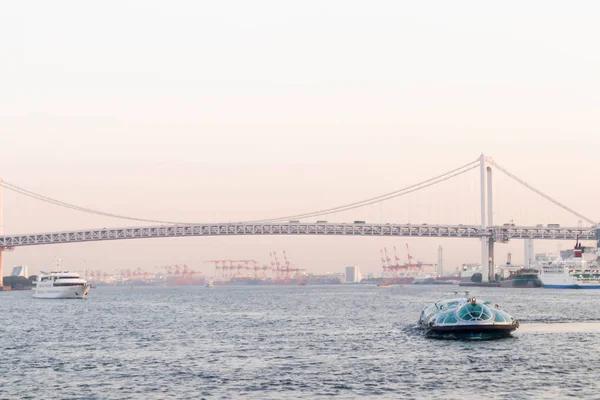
xmin=53 ymin=282 xmax=84 ymax=287
xmin=494 ymin=311 xmax=508 ymax=323
xmin=444 ymin=313 xmax=457 ymax=324
xmin=457 ymin=303 xmax=493 ymax=321
xmin=481 ymin=307 xmax=493 ymax=320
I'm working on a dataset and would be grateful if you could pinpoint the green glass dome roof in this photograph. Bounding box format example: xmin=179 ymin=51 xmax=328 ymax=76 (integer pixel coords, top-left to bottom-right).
xmin=457 ymin=302 xmax=493 ymax=321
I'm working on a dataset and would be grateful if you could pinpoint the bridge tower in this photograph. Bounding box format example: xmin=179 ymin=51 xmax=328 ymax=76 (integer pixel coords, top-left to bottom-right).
xmin=480 ymin=154 xmax=495 ymax=282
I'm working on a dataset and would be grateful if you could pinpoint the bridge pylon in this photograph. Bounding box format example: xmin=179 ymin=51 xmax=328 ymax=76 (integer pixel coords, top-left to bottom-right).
xmin=480 ymin=154 xmax=495 ymax=282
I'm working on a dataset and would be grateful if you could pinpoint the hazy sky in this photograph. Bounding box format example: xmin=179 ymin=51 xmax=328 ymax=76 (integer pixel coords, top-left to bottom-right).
xmin=1 ymin=1 xmax=599 ymax=276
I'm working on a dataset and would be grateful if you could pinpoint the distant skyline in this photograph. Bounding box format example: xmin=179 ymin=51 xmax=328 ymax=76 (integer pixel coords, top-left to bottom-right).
xmin=1 ymin=1 xmax=599 ymax=276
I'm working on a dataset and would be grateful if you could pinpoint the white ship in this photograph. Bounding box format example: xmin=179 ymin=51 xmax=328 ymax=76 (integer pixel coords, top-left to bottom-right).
xmin=540 ymin=240 xmax=600 ymax=289
xmin=412 ymin=273 xmax=436 ymax=284
xmin=33 ymin=271 xmax=90 ymax=299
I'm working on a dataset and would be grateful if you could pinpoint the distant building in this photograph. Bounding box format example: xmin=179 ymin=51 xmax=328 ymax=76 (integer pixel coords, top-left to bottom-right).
xmin=10 ymin=265 xmax=28 ymax=277
xmin=345 ymin=265 xmax=362 ymax=283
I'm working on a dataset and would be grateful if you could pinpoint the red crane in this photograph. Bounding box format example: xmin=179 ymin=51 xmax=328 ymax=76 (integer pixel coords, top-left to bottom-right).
xmin=380 ymin=249 xmax=388 ymax=276
xmin=249 ymin=260 xmax=261 ymax=278
xmin=282 ymin=250 xmax=293 ymax=283
xmin=261 ymin=262 xmax=270 ymax=277
xmin=272 ymin=252 xmax=283 ymax=282
xmin=203 ymin=260 xmax=224 ymax=277
xmin=405 ymin=243 xmax=434 ymax=273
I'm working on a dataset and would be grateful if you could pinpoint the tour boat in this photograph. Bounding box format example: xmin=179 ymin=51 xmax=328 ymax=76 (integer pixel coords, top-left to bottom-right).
xmin=33 ymin=271 xmax=90 ymax=299
xmin=418 ymin=292 xmax=519 ymax=339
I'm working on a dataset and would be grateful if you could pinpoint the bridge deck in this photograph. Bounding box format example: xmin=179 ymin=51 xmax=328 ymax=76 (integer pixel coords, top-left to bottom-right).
xmin=0 ymin=223 xmax=596 ymax=248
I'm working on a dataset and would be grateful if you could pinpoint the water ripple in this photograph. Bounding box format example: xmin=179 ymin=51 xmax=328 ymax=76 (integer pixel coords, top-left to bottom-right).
xmin=2 ymin=285 xmax=600 ymax=399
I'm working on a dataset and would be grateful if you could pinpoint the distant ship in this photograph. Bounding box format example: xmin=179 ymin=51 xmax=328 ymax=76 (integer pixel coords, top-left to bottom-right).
xmin=229 ymin=278 xmax=263 ymax=285
xmin=499 ymin=269 xmax=542 ymax=288
xmin=166 ymin=276 xmax=204 ymax=286
xmin=541 ymin=240 xmax=600 ymax=289
xmin=33 ymin=271 xmax=90 ymax=299
xmin=412 ymin=273 xmax=436 ymax=285
xmin=460 ymin=263 xmax=482 ymax=282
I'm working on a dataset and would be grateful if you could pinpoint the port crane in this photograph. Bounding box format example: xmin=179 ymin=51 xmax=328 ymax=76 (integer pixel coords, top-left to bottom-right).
xmin=404 ymin=243 xmax=434 ymax=273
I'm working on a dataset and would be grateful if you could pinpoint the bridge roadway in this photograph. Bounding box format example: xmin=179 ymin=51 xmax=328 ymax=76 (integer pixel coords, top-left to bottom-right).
xmin=0 ymin=223 xmax=597 ymax=248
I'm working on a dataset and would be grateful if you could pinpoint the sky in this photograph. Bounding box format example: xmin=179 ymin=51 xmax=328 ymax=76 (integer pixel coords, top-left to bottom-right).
xmin=1 ymin=1 xmax=599 ymax=277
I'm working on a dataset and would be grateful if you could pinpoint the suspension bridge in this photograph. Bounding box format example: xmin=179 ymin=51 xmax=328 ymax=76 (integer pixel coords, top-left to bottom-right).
xmin=0 ymin=154 xmax=597 ymax=286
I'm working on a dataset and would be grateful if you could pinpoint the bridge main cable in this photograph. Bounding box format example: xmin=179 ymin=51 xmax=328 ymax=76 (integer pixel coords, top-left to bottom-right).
xmin=245 ymin=159 xmax=480 ymax=223
xmin=0 ymin=181 xmax=192 ymax=225
xmin=0 ymin=158 xmax=480 ymax=226
xmin=487 ymin=158 xmax=597 ymax=226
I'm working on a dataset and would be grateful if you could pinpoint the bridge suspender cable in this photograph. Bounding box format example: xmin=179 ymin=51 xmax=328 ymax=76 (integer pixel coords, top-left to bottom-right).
xmin=0 ymin=159 xmax=480 ymax=225
xmin=487 ymin=159 xmax=597 ymax=226
xmin=245 ymin=159 xmax=480 ymax=223
xmin=0 ymin=181 xmax=191 ymax=225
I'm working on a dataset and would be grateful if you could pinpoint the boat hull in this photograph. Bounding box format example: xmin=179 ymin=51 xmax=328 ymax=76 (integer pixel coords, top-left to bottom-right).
xmin=499 ymin=275 xmax=542 ymax=288
xmin=426 ymin=324 xmax=518 ymax=340
xmin=543 ymin=284 xmax=580 ymax=289
xmin=33 ymin=285 xmax=89 ymax=299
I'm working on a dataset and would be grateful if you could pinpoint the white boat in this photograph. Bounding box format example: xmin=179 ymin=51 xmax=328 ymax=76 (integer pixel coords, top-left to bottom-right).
xmin=412 ymin=273 xmax=436 ymax=284
xmin=540 ymin=240 xmax=600 ymax=289
xmin=33 ymin=271 xmax=90 ymax=299
xmin=418 ymin=292 xmax=519 ymax=339
xmin=205 ymin=280 xmax=214 ymax=288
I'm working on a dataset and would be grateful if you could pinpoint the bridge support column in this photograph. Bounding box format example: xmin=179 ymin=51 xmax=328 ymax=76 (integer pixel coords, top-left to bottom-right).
xmin=480 ymin=154 xmax=489 ymax=282
xmin=487 ymin=165 xmax=494 ymax=282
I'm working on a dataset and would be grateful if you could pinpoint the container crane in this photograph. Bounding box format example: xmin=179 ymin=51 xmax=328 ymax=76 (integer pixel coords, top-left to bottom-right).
xmin=203 ymin=260 xmax=223 ymax=277
xmin=380 ymin=249 xmax=388 ymax=277
xmin=405 ymin=243 xmax=434 ymax=273
xmin=272 ymin=252 xmax=283 ymax=282
xmin=393 ymin=245 xmax=403 ymax=282
xmin=384 ymin=247 xmax=395 ymax=281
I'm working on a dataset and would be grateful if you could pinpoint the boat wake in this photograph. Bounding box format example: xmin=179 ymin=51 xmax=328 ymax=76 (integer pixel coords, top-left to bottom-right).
xmin=517 ymin=322 xmax=600 ymax=333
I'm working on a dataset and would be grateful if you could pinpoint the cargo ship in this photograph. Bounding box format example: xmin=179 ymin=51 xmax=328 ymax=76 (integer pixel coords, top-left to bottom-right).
xmin=166 ymin=276 xmax=205 ymax=286
xmin=229 ymin=277 xmax=264 ymax=285
xmin=499 ymin=269 xmax=542 ymax=288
